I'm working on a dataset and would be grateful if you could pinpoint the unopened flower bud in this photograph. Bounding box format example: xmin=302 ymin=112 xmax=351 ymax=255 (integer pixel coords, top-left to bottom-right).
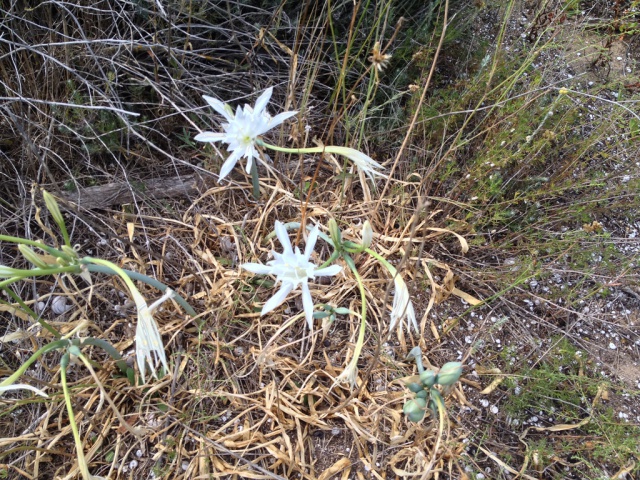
xmin=415 ymin=389 xmax=428 ymax=399
xmin=42 ymin=190 xmax=65 ymax=232
xmin=420 ymin=369 xmax=437 ymax=388
xmin=407 ymin=382 xmax=423 ymax=393
xmin=361 ymin=220 xmax=373 ymax=249
xmin=436 ymin=362 xmax=462 ymax=386
xmin=328 ymin=218 xmax=341 ymax=247
xmin=0 ymin=265 xmax=21 ymax=278
xmin=18 ymin=245 xmax=50 ymax=269
xmin=342 ymin=240 xmax=362 ymax=253
xmin=403 ymin=398 xmax=427 ymax=422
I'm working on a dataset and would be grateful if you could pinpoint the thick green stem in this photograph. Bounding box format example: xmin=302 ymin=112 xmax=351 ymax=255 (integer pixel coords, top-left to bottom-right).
xmin=0 ymin=265 xmax=81 ymax=288
xmin=364 ymin=248 xmax=398 ymax=276
xmin=0 ymin=235 xmax=74 ymax=260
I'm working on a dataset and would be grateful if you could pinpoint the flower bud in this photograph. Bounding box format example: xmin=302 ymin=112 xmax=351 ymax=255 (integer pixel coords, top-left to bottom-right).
xmin=328 ymin=218 xmax=341 ymax=247
xmin=420 ymin=369 xmax=437 ymax=388
xmin=403 ymin=397 xmax=426 ymax=415
xmin=403 ymin=398 xmax=427 ymax=422
xmin=408 ymin=409 xmax=425 ymax=423
xmin=415 ymin=389 xmax=428 ymax=399
xmin=342 ymin=240 xmax=362 ymax=253
xmin=361 ymin=220 xmax=373 ymax=249
xmin=334 ymin=307 xmax=352 ymax=315
xmin=436 ymin=362 xmax=462 ymax=386
xmin=18 ymin=245 xmax=50 ymax=269
xmin=42 ymin=190 xmax=66 ymax=232
xmin=0 ymin=265 xmax=21 ymax=278
xmin=407 ymin=382 xmax=424 ymax=393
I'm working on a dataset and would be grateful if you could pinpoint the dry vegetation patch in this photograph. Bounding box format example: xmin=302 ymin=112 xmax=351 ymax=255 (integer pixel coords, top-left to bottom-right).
xmin=1 ymin=0 xmax=639 ymax=479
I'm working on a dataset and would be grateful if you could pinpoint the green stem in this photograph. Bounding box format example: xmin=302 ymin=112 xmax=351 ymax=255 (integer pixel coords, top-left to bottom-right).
xmin=1 ymin=287 xmax=61 ymax=338
xmin=0 ymin=235 xmax=74 ymax=260
xmin=318 ymin=250 xmax=341 ymax=270
xmin=79 ymin=338 xmax=129 ymax=374
xmin=0 ymin=265 xmax=81 ymax=288
xmin=0 ymin=340 xmax=69 ymax=388
xmin=60 ymin=354 xmax=93 ymax=480
xmin=250 ymin=159 xmax=260 ymax=200
xmin=83 ymin=261 xmax=195 ymax=316
xmin=364 ymin=248 xmax=397 ymax=276
xmin=257 ymin=141 xmax=325 ymax=155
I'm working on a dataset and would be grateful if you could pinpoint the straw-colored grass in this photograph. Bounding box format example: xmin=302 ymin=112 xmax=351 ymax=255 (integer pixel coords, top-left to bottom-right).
xmin=1 ymin=0 xmax=639 ymax=479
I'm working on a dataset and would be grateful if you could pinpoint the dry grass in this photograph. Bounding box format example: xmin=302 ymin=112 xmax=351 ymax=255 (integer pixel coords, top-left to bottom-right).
xmin=1 ymin=0 xmax=640 ymax=479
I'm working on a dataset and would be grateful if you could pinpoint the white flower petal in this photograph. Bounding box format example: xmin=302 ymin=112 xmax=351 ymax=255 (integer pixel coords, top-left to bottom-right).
xmin=244 ymin=155 xmax=254 ymax=174
xmin=197 ymin=88 xmax=296 ymax=180
xmin=218 ymin=148 xmax=244 ymax=181
xmin=0 ymin=383 xmax=48 ymax=397
xmin=261 ymin=282 xmax=294 ymax=315
xmin=274 ymin=221 xmax=293 ymax=255
xmin=270 ymin=110 xmax=298 ymax=128
xmin=389 ymin=274 xmax=418 ymax=332
xmin=304 ymin=224 xmax=320 ymax=259
xmin=135 ymin=305 xmax=168 ymax=383
xmin=336 ymin=360 xmax=358 ymax=389
xmin=301 ymin=282 xmax=314 ymax=330
xmin=325 ymin=146 xmax=387 ymax=179
xmin=253 ymin=87 xmax=273 ymax=116
xmin=203 ymin=95 xmax=234 ymax=122
xmin=242 ymin=263 xmax=274 ymax=275
xmin=242 ymin=220 xmax=341 ymax=328
xmin=194 ymin=131 xmax=226 ymax=143
xmin=315 ymin=265 xmax=342 ymax=277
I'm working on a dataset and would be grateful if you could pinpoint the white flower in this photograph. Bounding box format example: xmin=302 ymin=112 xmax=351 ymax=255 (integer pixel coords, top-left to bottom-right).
xmin=133 ymin=289 xmax=174 ymax=383
xmin=390 ymin=274 xmax=418 ymax=332
xmin=324 ymin=146 xmax=387 ymax=179
xmin=336 ymin=360 xmax=359 ymax=389
xmin=0 ymin=382 xmax=48 ymax=397
xmin=242 ymin=221 xmax=342 ymax=330
xmin=195 ymin=87 xmax=297 ymax=181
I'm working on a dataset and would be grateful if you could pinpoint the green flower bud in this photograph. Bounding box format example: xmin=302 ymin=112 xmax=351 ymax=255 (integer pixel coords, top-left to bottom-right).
xmin=403 ymin=397 xmax=427 ymax=415
xmin=408 ymin=346 xmax=424 ymax=373
xmin=18 ymin=245 xmax=50 ymax=269
xmin=0 ymin=265 xmax=22 ymax=278
xmin=42 ymin=190 xmax=65 ymax=232
xmin=69 ymin=345 xmax=82 ymax=357
xmin=436 ymin=362 xmax=463 ymax=386
xmin=361 ymin=220 xmax=373 ymax=249
xmin=420 ymin=369 xmax=437 ymax=388
xmin=415 ymin=389 xmax=428 ymax=399
xmin=408 ymin=409 xmax=425 ymax=422
xmin=334 ymin=307 xmax=352 ymax=315
xmin=407 ymin=382 xmax=424 ymax=393
xmin=328 ymin=218 xmax=341 ymax=247
xmin=342 ymin=240 xmax=362 ymax=254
